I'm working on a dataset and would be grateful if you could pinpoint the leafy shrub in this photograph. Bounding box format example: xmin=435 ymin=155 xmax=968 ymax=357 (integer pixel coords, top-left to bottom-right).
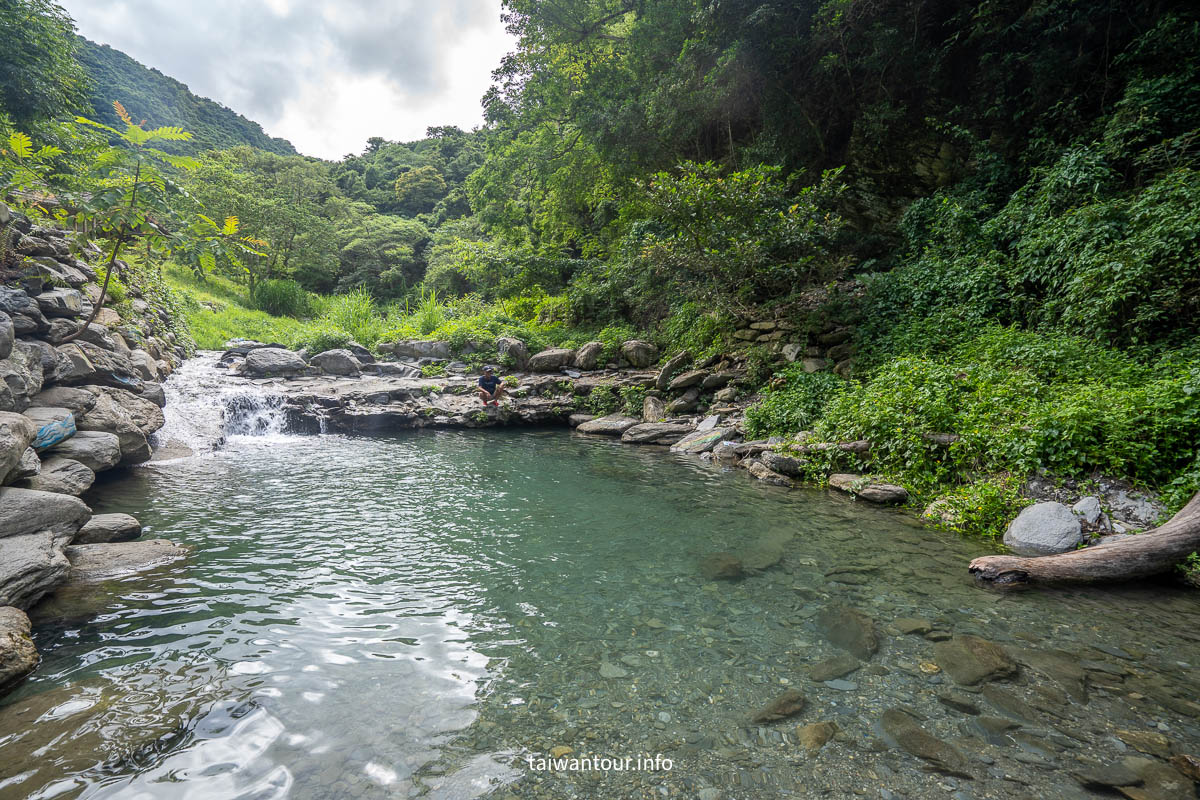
xmin=584 ymin=386 xmax=620 ymax=416
xmin=251 ymin=279 xmax=312 ymax=318
xmin=315 ymin=288 xmax=383 ymax=346
xmin=421 ymin=362 xmax=447 ymax=378
xmin=923 ymin=477 xmax=1032 ymax=538
xmin=658 ymin=302 xmax=731 ymax=360
xmin=620 ymin=385 xmax=647 ymax=417
xmin=744 ymin=367 xmax=848 ymax=439
xmin=293 ymin=324 xmax=352 ymax=354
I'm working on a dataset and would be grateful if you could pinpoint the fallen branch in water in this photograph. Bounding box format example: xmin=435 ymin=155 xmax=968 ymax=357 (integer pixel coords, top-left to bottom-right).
xmin=969 ymin=491 xmax=1200 ymax=590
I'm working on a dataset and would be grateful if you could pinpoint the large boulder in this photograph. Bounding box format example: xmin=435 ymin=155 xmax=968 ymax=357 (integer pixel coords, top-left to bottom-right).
xmin=310 ymin=348 xmax=362 ymax=376
xmin=496 ymin=337 xmax=530 ymax=371
xmin=0 ymin=488 xmax=90 ymax=609
xmin=74 ymin=513 xmax=142 ymax=544
xmin=528 ymin=348 xmax=576 ymax=372
xmin=388 ymin=340 xmax=452 ymax=360
xmin=48 ymin=431 xmax=121 ymax=472
xmin=35 ymin=289 xmax=83 ymax=318
xmin=1002 ymin=501 xmax=1083 ymax=556
xmin=668 ymin=369 xmax=707 ymax=392
xmin=665 ymin=387 xmax=700 ymax=415
xmin=30 ymin=385 xmax=97 ymax=416
xmin=9 ymin=448 xmax=39 ymax=482
xmin=620 ymin=340 xmax=658 ymax=368
xmin=0 ymin=411 xmax=36 ymax=483
xmin=75 ymin=387 xmax=164 ymax=465
xmin=573 ymin=341 xmax=604 ymax=371
xmin=21 ymin=406 xmax=75 ymax=450
xmin=0 ymin=341 xmax=45 ymax=412
xmin=54 ymin=341 xmax=143 ymax=392
xmin=642 ymin=395 xmax=666 ymax=422
xmin=17 ymin=456 xmax=93 ymax=496
xmin=126 ymin=349 xmax=158 ymax=381
xmin=0 ymin=311 xmax=12 ymax=360
xmin=240 ymin=347 xmax=307 ymax=378
xmin=621 ymin=422 xmax=695 ymax=445
xmin=933 ymin=635 xmax=1018 ymax=686
xmin=575 ymin=414 xmax=640 ymax=436
xmin=0 ymin=287 xmax=48 ymax=335
xmin=0 ymin=606 xmax=38 ymax=695
xmin=655 ymin=350 xmax=692 ymax=391
xmin=64 ymin=539 xmax=187 ymax=584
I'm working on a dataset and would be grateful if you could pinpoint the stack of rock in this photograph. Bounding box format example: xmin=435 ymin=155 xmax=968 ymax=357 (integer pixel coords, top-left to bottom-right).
xmin=1 ymin=203 xmax=187 ymax=698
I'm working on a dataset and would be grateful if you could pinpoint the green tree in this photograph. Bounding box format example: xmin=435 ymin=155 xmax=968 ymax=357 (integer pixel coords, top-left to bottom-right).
xmin=393 ymin=165 xmax=447 ymax=215
xmin=0 ymin=0 xmax=87 ymax=125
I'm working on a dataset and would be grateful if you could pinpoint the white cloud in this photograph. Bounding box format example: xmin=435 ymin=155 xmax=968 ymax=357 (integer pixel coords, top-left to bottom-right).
xmin=59 ymin=0 xmax=515 ymax=159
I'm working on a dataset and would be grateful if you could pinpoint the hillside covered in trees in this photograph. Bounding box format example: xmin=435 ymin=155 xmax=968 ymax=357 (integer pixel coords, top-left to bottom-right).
xmin=2 ymin=0 xmax=1199 ymax=540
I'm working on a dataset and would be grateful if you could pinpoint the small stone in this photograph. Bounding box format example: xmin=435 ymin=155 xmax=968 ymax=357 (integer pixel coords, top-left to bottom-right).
xmin=937 ymin=692 xmax=981 ymax=716
xmin=1116 ymin=729 xmax=1172 ymax=759
xmin=807 ymin=653 xmax=861 ymax=682
xmin=895 ymin=617 xmax=933 ymax=635
xmin=815 ymin=605 xmax=878 ymax=661
xmin=599 ymin=662 xmax=629 ymax=679
xmin=751 ymin=689 xmax=805 ymax=723
xmin=823 ymin=679 xmax=857 ymax=691
xmin=549 ymin=746 xmax=573 ymax=758
xmin=933 ymin=635 xmax=1018 ymax=686
xmin=796 ymin=721 xmax=838 ymax=752
xmin=700 ymin=553 xmax=744 ymax=581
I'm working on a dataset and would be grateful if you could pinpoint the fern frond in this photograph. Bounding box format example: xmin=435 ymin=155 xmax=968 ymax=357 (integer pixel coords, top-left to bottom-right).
xmin=113 ymin=101 xmax=133 ymax=125
xmin=146 ymin=149 xmax=199 ymax=170
xmin=199 ymin=250 xmax=216 ymax=274
xmin=144 ymin=126 xmax=192 ymax=141
xmin=35 ymin=145 xmax=64 ymax=159
xmin=75 ymin=117 xmax=121 ymax=136
xmin=196 ymin=213 xmax=217 ymax=230
xmin=7 ymin=132 xmax=33 ymax=159
xmin=222 ymin=216 xmax=239 ymax=235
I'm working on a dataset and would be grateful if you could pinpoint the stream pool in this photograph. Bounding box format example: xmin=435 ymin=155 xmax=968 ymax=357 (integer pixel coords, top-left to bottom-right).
xmin=1 ymin=417 xmax=1198 ymax=799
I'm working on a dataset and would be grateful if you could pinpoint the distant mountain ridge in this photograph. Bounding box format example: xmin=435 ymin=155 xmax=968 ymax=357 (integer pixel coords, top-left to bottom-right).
xmin=75 ymin=37 xmax=297 ymax=156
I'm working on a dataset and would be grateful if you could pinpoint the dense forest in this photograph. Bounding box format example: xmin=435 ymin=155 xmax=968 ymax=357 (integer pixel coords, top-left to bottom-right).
xmin=2 ymin=0 xmax=1199 ymax=537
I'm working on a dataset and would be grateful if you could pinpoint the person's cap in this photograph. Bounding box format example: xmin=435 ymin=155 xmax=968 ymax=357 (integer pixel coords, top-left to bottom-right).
xmin=484 ymin=365 xmax=495 ymax=372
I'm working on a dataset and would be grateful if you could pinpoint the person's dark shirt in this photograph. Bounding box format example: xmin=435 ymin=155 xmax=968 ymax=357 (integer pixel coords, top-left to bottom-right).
xmin=478 ymin=374 xmax=502 ymax=393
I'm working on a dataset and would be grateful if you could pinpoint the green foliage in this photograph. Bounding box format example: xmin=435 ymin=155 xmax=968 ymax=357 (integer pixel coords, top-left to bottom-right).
xmin=1179 ymin=552 xmax=1200 ymax=586
xmin=924 ymin=477 xmax=1033 ymax=539
xmin=420 ymin=362 xmax=447 ymax=378
xmin=412 ymin=289 xmax=445 ymax=335
xmin=0 ymin=0 xmax=87 ymax=125
xmin=631 ymin=162 xmax=845 ymax=311
xmin=312 ymin=288 xmax=383 ymax=347
xmin=393 ymin=165 xmax=448 ymax=215
xmin=620 ymin=385 xmax=647 ymax=418
xmin=584 ymin=386 xmax=620 ymax=416
xmin=744 ymin=367 xmax=847 ymax=440
xmin=294 ymin=324 xmax=353 ymax=355
xmin=658 ymin=303 xmax=731 ymax=361
xmin=250 ymin=279 xmax=313 ymax=318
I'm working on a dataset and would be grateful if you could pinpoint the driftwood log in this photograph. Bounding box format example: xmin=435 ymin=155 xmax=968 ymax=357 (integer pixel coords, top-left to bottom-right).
xmin=969 ymin=491 xmax=1200 ymax=590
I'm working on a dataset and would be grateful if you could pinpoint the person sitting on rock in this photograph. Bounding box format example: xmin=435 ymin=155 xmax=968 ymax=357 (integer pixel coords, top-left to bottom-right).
xmin=477 ymin=365 xmax=507 ymax=406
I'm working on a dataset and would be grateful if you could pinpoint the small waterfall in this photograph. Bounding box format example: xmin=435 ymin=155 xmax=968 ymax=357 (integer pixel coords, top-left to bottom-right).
xmin=151 ymin=352 xmax=294 ymax=458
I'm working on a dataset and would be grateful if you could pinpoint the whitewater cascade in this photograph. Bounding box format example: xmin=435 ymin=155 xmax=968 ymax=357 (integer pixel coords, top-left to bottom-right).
xmin=151 ymin=352 xmax=300 ymax=457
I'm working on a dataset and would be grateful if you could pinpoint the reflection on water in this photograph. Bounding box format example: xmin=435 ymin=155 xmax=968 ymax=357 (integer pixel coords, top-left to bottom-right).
xmin=1 ymin=428 xmax=1197 ymax=799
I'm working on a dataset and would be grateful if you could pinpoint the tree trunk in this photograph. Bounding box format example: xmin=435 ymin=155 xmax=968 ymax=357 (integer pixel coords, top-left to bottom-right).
xmin=969 ymin=491 xmax=1200 ymax=590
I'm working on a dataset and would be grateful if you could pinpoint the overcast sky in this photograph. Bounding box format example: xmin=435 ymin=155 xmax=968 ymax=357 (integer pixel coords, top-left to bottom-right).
xmin=58 ymin=0 xmax=515 ymax=160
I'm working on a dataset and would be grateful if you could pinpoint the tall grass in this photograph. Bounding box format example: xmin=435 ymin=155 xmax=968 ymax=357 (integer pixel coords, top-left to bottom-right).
xmin=250 ymin=278 xmax=313 ymax=318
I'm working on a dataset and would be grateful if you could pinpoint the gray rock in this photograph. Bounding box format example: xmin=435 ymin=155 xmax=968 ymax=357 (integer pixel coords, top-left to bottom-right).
xmin=697 ymin=414 xmax=720 ymax=431
xmin=0 ymin=411 xmax=36 ymax=483
xmin=10 ymin=448 xmax=39 ymax=482
xmin=761 ymin=450 xmax=805 ymax=476
xmin=30 ymin=385 xmax=96 ymax=416
xmin=74 ymin=513 xmax=142 ymax=544
xmin=1073 ymin=496 xmax=1102 ymax=525
xmin=0 ymin=287 xmax=48 ymax=335
xmin=64 ymin=539 xmax=187 ymax=583
xmin=35 ymin=289 xmax=84 ymax=318
xmin=802 ymin=357 xmax=828 ymax=373
xmin=0 ymin=311 xmax=12 ymax=360
xmin=750 ymin=689 xmax=806 ymax=723
xmin=700 ymin=371 xmax=734 ymax=390
xmin=496 ymin=337 xmax=529 ymax=370
xmin=54 ymin=341 xmax=143 ymax=392
xmin=670 ymin=427 xmax=735 ymax=454
xmin=880 ymin=708 xmax=970 ymax=776
xmin=310 ymin=348 xmax=362 ymax=376
xmin=828 ymin=473 xmax=908 ymax=504
xmin=642 ymin=395 xmax=666 ymax=422
xmin=18 ymin=456 xmax=94 ymax=496
xmin=655 ymin=350 xmax=692 ymax=391
xmin=21 ymin=406 xmax=75 ymax=450
xmin=620 ymin=340 xmax=658 ymax=368
xmin=0 ymin=605 xmax=38 ymax=695
xmin=933 ymin=635 xmax=1018 ymax=686
xmin=344 ymin=342 xmax=374 ymax=363
xmin=389 ymin=339 xmax=452 ymax=360
xmin=1003 ymin=501 xmax=1083 ymax=556
xmin=127 ymin=349 xmax=158 ymax=381
xmin=668 ymin=369 xmax=707 ymax=392
xmin=47 ymin=430 xmax=121 ymax=472
xmin=576 ymin=414 xmax=640 ymax=436
xmin=621 ymin=422 xmax=695 ymax=445
xmin=528 ymin=348 xmax=576 ymax=372
xmin=360 ymin=362 xmax=420 ymax=378
xmin=714 ymin=386 xmax=737 ymax=402
xmin=699 ymin=552 xmax=743 ymax=580
xmin=665 ymin=387 xmax=700 ymax=414
xmin=240 ymin=347 xmax=307 ymax=378
xmin=75 ymin=387 xmax=163 ymax=464
xmin=0 ymin=341 xmax=45 ymax=412
xmin=815 ymin=605 xmax=878 ymax=660
xmin=745 ymin=460 xmax=793 ymax=487
xmin=573 ymin=341 xmax=604 ymax=370
xmin=140 ymin=382 xmax=166 ymax=407
xmin=808 ymin=653 xmax=862 ymax=682
xmin=0 ymin=531 xmax=71 ymax=609
xmin=781 ymin=343 xmax=804 ymax=362
xmin=567 ymin=413 xmax=595 ymax=427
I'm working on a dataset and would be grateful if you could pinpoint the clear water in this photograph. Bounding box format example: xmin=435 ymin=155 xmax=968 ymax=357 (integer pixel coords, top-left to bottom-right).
xmin=2 ymin=379 xmax=1199 ymax=798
